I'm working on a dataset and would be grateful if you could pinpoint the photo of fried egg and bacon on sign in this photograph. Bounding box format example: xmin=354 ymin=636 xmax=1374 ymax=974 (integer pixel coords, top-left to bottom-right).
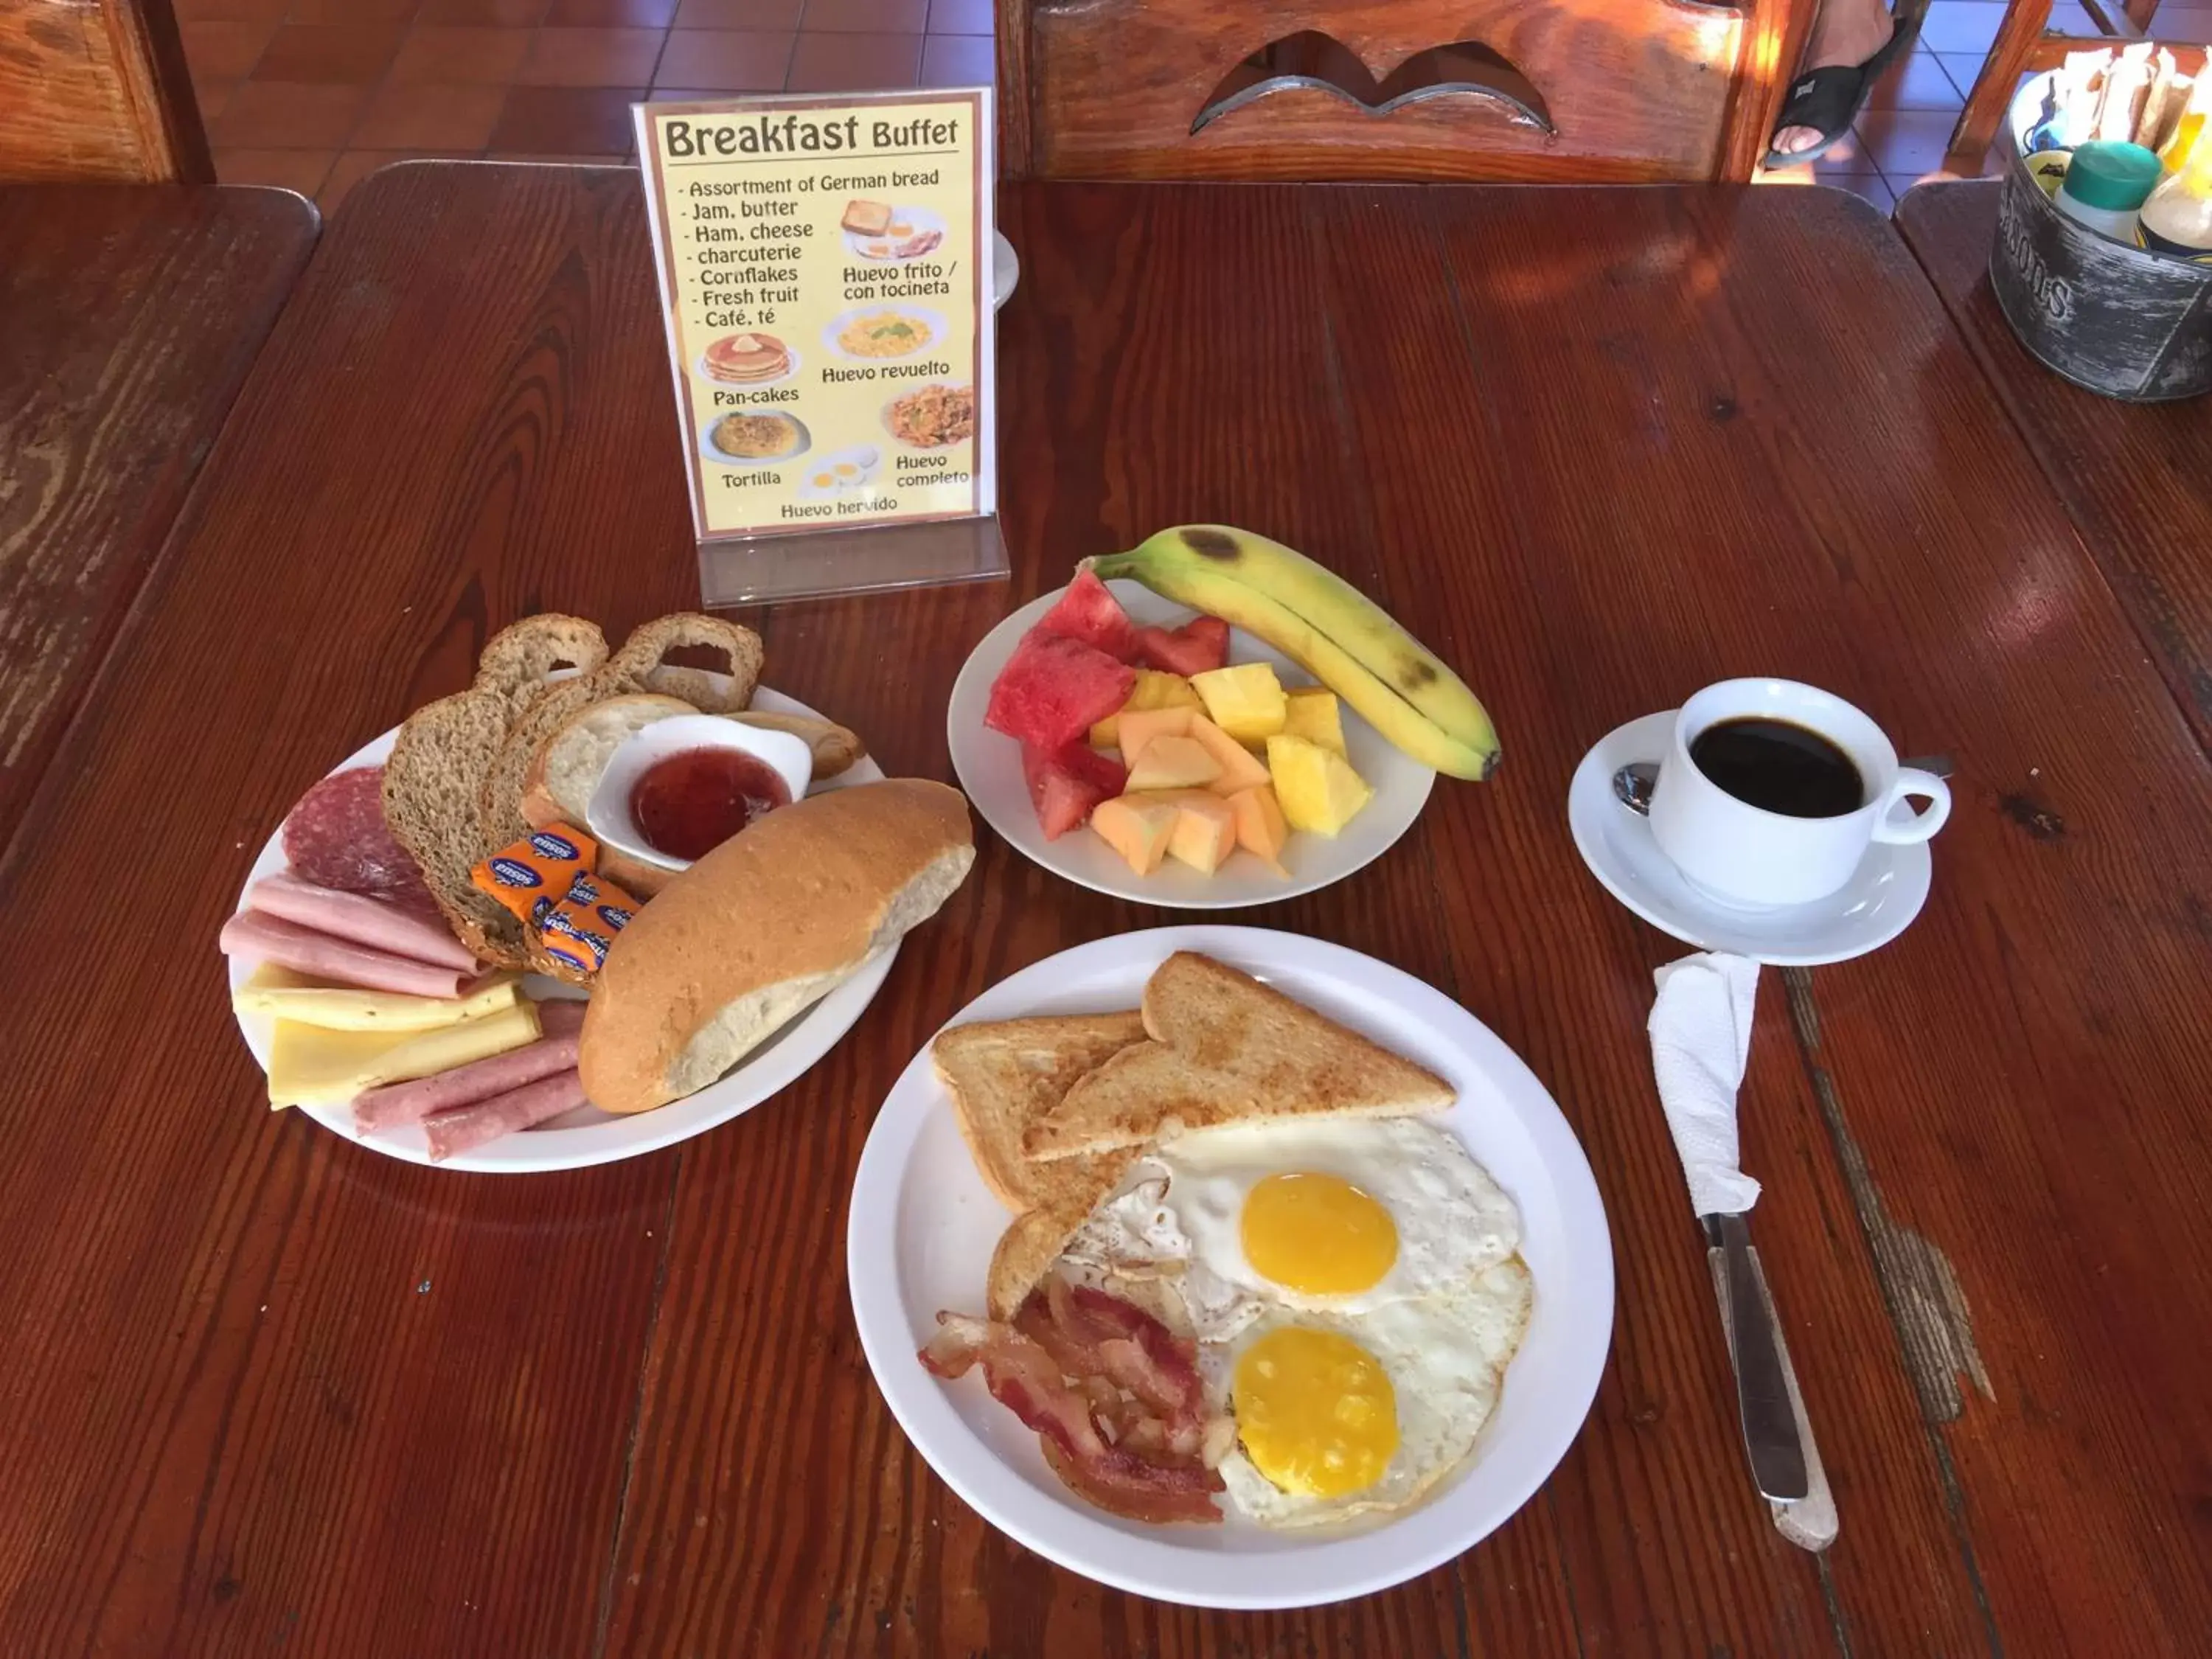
xmin=918 ymin=952 xmax=1532 ymax=1528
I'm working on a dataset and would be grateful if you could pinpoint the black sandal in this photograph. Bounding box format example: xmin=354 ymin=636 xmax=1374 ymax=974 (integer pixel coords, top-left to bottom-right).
xmin=1763 ymin=0 xmax=1929 ymax=169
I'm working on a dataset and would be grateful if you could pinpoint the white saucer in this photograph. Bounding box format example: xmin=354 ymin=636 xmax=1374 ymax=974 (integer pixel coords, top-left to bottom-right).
xmin=1567 ymin=712 xmax=1931 ymax=967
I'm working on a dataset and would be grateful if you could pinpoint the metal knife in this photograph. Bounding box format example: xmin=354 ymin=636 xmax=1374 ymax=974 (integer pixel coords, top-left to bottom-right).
xmin=1702 ymin=1210 xmax=1809 ymax=1501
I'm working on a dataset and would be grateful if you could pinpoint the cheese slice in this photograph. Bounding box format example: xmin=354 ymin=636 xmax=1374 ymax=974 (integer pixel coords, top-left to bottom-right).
xmin=268 ymin=1000 xmax=542 ymax=1109
xmin=234 ymin=963 xmax=521 ymax=1032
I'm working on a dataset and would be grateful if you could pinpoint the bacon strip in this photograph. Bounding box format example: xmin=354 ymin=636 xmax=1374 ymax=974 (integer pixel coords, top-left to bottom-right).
xmin=919 ymin=1282 xmax=1226 ymax=1526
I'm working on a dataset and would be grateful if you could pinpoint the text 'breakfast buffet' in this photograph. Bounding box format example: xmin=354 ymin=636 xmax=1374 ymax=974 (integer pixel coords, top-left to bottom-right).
xmin=658 ymin=115 xmax=964 ymax=160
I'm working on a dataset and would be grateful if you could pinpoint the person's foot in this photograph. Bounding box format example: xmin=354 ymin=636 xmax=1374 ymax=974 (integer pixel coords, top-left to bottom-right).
xmin=1771 ymin=0 xmax=1896 ymax=158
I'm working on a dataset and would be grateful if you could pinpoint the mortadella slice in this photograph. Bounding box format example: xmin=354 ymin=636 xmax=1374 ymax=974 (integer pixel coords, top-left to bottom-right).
xmin=352 ymin=1003 xmax=588 ymax=1132
xmin=248 ymin=872 xmax=479 ymax=971
xmin=220 ymin=911 xmax=479 ymax=998
xmin=423 ymin=1069 xmax=590 ymax=1161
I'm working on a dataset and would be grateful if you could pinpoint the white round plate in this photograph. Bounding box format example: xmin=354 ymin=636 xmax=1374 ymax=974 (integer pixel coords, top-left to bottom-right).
xmin=843 ymin=204 xmax=947 ymax=262
xmin=992 ymin=230 xmax=1018 ymax=310
xmin=821 ymin=305 xmax=947 ymax=362
xmin=693 ymin=339 xmax=800 ymax=388
xmin=229 ymin=685 xmax=890 ymax=1173
xmin=847 ymin=925 xmax=1613 ymax=1610
xmin=700 ymin=409 xmax=810 ymax=467
xmin=1568 ymin=711 xmax=1933 ymax=967
xmin=948 ymin=580 xmax=1435 ymax=909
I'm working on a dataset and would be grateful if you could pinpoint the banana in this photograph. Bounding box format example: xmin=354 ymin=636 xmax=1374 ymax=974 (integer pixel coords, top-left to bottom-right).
xmin=1084 ymin=526 xmax=1500 ymax=780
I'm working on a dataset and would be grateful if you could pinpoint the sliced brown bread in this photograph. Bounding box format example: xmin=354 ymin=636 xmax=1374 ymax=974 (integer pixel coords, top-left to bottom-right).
xmin=933 ymin=1011 xmax=1147 ymax=1209
xmin=473 ymin=615 xmax=608 ymax=712
xmin=1021 ymin=952 xmax=1455 ymax=1161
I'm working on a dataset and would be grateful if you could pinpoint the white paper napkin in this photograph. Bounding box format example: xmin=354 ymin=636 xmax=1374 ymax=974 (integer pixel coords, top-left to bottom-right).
xmin=1648 ymin=951 xmax=1762 ymax=1217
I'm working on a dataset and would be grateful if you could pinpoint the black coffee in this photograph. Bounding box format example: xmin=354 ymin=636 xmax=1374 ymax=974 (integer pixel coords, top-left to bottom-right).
xmin=1688 ymin=717 xmax=1863 ymax=818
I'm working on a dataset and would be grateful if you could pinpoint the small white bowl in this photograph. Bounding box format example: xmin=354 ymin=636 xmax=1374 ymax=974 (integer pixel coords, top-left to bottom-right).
xmin=585 ymin=715 xmax=814 ymax=874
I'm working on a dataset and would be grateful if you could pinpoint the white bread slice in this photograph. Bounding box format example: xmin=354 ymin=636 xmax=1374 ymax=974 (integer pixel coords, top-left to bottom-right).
xmin=933 ymin=1012 xmax=1147 ymax=1210
xmin=1022 ymin=952 xmax=1455 ymax=1161
xmin=578 ymin=780 xmax=974 ymax=1113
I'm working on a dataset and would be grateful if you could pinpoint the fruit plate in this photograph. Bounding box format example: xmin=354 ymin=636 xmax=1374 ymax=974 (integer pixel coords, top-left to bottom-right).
xmin=947 ymin=581 xmax=1436 ymax=908
xmin=226 ymin=684 xmax=892 ymax=1174
xmin=847 ymin=925 xmax=1613 ymax=1610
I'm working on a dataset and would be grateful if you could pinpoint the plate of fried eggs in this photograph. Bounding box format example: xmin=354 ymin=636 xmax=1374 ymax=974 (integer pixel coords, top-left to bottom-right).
xmin=847 ymin=926 xmax=1613 ymax=1609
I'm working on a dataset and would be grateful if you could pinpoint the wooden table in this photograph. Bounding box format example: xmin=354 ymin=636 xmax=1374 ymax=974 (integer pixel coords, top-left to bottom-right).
xmin=1 ymin=164 xmax=2206 ymax=1656
xmin=1897 ymin=179 xmax=2212 ymax=752
xmin=0 ymin=184 xmax=316 ymax=855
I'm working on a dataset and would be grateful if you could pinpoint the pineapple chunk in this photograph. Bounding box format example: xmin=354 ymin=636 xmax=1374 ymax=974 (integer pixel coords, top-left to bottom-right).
xmin=1266 ymin=734 xmax=1374 ymax=836
xmin=1186 ymin=714 xmax=1273 ymax=795
xmin=1190 ymin=663 xmax=1287 ymax=745
xmin=1146 ymin=790 xmax=1239 ymax=874
xmin=1125 ymin=734 xmax=1222 ymax=792
xmin=1228 ymin=785 xmax=1291 ymax=876
xmin=1283 ymin=687 xmax=1346 ymax=755
xmin=1091 ymin=670 xmax=1201 ymax=748
xmin=1091 ymin=796 xmax=1178 ymax=875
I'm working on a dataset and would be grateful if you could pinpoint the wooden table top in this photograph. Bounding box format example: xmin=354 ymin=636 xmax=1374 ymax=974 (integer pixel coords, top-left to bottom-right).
xmin=1 ymin=162 xmax=2206 ymax=1657
xmin=1896 ymin=179 xmax=2212 ymax=752
xmin=0 ymin=184 xmax=317 ymax=856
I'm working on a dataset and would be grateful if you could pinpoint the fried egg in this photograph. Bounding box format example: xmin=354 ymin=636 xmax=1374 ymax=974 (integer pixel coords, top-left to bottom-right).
xmin=1204 ymin=1259 xmax=1534 ymax=1527
xmin=1065 ymin=1116 xmax=1521 ymax=1343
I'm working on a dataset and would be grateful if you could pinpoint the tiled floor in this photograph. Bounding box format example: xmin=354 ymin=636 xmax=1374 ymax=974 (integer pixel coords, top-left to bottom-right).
xmin=181 ymin=0 xmax=2064 ymax=216
xmin=178 ymin=0 xmax=992 ymax=211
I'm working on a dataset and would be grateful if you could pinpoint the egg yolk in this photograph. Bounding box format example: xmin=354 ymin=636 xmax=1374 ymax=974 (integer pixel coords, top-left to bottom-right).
xmin=1233 ymin=1326 xmax=1398 ymax=1498
xmin=1240 ymin=1172 xmax=1398 ymax=1295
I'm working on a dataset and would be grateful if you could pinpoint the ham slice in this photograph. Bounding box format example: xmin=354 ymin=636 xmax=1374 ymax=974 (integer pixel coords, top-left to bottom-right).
xmin=422 ymin=1069 xmax=588 ymax=1162
xmin=220 ymin=911 xmax=478 ymax=998
xmin=352 ymin=1003 xmax=588 ymax=1133
xmin=248 ymin=872 xmax=478 ymax=971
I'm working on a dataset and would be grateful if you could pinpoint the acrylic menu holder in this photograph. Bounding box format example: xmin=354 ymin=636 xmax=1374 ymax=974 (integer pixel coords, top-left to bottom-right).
xmin=633 ymin=88 xmax=1008 ymax=605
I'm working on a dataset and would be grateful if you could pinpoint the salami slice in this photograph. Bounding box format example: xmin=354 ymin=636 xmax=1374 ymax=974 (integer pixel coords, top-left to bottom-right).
xmin=282 ymin=767 xmax=427 ymax=897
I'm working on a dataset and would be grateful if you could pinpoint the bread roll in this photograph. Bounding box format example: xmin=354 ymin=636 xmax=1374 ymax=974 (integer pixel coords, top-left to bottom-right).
xmin=578 ymin=779 xmax=975 ymax=1113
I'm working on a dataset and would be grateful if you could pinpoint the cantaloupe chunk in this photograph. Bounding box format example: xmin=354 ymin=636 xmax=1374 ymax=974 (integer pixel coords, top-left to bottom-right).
xmin=1091 ymin=670 xmax=1201 ymax=748
xmin=1113 ymin=705 xmax=1196 ymax=766
xmin=1143 ymin=790 xmax=1239 ymax=874
xmin=1091 ymin=796 xmax=1178 ymax=875
xmin=1190 ymin=662 xmax=1287 ymax=744
xmin=1228 ymin=785 xmax=1292 ymax=875
xmin=1282 ymin=687 xmax=1346 ymax=756
xmin=1186 ymin=714 xmax=1273 ymax=795
xmin=1125 ymin=733 xmax=1222 ymax=792
xmin=1266 ymin=734 xmax=1373 ymax=835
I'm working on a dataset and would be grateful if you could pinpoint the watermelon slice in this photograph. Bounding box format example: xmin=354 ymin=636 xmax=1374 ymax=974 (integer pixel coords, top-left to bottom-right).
xmin=1022 ymin=742 xmax=1128 ymax=839
xmin=1133 ymin=616 xmax=1231 ymax=676
xmin=986 ymin=628 xmax=1137 ymax=752
xmin=1035 ymin=569 xmax=1139 ymax=661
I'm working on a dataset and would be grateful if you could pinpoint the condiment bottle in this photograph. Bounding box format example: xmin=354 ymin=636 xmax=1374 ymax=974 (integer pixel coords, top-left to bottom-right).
xmin=2138 ymin=139 xmax=2212 ymax=261
xmin=2159 ymin=77 xmax=2209 ymax=171
xmin=2055 ymin=140 xmax=2164 ymax=241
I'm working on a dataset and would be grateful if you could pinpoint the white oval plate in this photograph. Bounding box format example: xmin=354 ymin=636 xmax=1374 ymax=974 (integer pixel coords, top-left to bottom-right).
xmin=948 ymin=580 xmax=1436 ymax=909
xmin=843 ymin=204 xmax=947 ymax=262
xmin=821 ymin=305 xmax=947 ymax=362
xmin=700 ymin=409 xmax=810 ymax=467
xmin=847 ymin=925 xmax=1613 ymax=1610
xmin=229 ymin=686 xmax=890 ymax=1173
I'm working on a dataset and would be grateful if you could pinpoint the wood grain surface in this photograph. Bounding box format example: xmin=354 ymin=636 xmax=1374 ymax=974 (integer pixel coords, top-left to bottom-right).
xmin=0 ymin=184 xmax=316 ymax=855
xmin=0 ymin=0 xmax=212 ymax=183
xmin=0 ymin=164 xmax=2205 ymax=1657
xmin=1898 ymin=179 xmax=2212 ymax=748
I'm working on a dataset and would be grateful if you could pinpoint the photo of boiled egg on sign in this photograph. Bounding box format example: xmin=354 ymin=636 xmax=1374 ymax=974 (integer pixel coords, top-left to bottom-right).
xmin=911 ymin=948 xmax=1540 ymax=1534
xmin=795 ymin=444 xmax=882 ymax=503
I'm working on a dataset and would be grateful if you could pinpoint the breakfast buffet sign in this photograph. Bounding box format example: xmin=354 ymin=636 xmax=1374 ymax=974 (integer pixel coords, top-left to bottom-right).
xmin=634 ymin=88 xmax=1004 ymax=604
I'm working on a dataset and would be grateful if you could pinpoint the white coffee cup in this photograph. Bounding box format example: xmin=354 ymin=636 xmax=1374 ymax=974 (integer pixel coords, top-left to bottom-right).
xmin=1645 ymin=679 xmax=1950 ymax=909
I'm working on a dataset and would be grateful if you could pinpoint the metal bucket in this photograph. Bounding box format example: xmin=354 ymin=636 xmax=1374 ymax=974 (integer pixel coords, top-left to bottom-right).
xmin=1988 ymin=72 xmax=2212 ymax=402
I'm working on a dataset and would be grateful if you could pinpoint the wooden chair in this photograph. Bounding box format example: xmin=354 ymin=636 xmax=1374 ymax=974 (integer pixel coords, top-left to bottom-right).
xmin=1946 ymin=0 xmax=2208 ymax=175
xmin=0 ymin=0 xmax=212 ymax=183
xmin=996 ymin=0 xmax=1819 ymax=183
